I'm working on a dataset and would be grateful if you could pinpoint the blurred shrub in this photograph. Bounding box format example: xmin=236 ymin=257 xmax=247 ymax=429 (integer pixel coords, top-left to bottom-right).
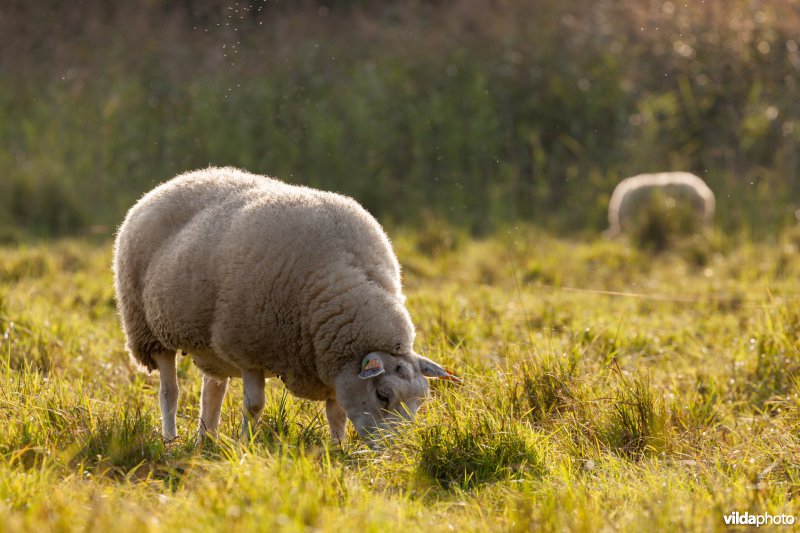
xmin=628 ymin=191 xmax=707 ymax=251
xmin=1 ymin=0 xmax=799 ymax=235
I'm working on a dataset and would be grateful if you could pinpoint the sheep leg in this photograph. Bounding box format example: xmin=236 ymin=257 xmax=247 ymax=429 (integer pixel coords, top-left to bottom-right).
xmin=197 ymin=374 xmax=229 ymax=442
xmin=326 ymin=398 xmax=347 ymax=445
xmin=241 ymin=368 xmax=265 ymax=441
xmin=152 ymin=351 xmax=179 ymax=441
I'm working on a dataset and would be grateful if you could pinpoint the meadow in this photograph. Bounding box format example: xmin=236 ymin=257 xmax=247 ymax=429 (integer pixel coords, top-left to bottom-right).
xmin=4 ymin=1 xmax=800 ymax=530
xmin=1 ymin=226 xmax=799 ymax=531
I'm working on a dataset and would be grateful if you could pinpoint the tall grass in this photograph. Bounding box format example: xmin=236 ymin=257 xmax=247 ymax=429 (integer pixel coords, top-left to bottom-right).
xmin=2 ymin=0 xmax=800 ymax=236
xmin=1 ymin=232 xmax=800 ymax=529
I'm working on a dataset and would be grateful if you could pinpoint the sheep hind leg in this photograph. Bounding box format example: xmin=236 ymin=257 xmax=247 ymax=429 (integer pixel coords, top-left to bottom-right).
xmin=152 ymin=351 xmax=179 ymax=441
xmin=197 ymin=374 xmax=229 ymax=444
xmin=241 ymin=368 xmax=265 ymax=442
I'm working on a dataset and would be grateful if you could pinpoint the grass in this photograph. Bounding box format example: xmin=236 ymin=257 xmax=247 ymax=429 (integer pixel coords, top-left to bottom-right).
xmin=1 ymin=227 xmax=800 ymax=531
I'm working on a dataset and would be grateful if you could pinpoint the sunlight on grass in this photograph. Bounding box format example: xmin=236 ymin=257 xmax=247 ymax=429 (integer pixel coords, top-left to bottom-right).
xmin=1 ymin=231 xmax=799 ymax=530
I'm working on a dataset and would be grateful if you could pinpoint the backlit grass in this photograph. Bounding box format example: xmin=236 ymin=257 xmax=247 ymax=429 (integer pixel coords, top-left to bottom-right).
xmin=1 ymin=228 xmax=800 ymax=531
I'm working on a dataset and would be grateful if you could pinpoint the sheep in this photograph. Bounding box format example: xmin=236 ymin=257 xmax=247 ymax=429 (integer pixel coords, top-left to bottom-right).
xmin=113 ymin=166 xmax=458 ymax=445
xmin=606 ymin=172 xmax=715 ymax=237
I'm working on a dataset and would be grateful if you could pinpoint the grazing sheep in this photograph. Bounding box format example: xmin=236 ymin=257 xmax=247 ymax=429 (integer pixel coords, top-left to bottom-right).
xmin=606 ymin=172 xmax=715 ymax=237
xmin=113 ymin=167 xmax=457 ymax=445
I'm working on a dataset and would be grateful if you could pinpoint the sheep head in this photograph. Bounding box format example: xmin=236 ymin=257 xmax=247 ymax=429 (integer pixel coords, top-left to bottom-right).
xmin=333 ymin=351 xmax=459 ymax=446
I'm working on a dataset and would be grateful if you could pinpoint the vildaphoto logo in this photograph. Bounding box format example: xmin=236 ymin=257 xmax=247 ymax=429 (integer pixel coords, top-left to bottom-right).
xmin=723 ymin=511 xmax=795 ymax=527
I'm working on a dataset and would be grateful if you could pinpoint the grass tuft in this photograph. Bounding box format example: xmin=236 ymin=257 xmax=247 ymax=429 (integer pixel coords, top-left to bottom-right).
xmin=416 ymin=413 xmax=545 ymax=489
xmin=602 ymin=373 xmax=670 ymax=458
xmin=256 ymin=390 xmax=328 ymax=450
xmin=76 ymin=406 xmax=166 ymax=473
xmin=511 ymin=353 xmax=579 ymax=425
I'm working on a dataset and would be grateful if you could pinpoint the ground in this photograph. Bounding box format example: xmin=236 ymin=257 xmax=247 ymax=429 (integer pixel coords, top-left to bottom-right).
xmin=1 ymin=227 xmax=799 ymax=531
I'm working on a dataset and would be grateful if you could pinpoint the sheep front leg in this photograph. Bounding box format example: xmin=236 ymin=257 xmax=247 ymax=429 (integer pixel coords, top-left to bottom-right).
xmin=326 ymin=399 xmax=347 ymax=445
xmin=152 ymin=351 xmax=179 ymax=441
xmin=241 ymin=368 xmax=265 ymax=441
xmin=197 ymin=374 xmax=229 ymax=443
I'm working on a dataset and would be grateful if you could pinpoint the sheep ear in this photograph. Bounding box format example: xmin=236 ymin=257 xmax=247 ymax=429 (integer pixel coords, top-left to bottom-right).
xmin=359 ymin=352 xmax=385 ymax=379
xmin=417 ymin=355 xmax=462 ymax=382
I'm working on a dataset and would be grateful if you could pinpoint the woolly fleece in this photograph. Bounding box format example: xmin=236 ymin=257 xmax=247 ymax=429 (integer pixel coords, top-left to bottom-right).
xmin=113 ymin=167 xmax=415 ymax=402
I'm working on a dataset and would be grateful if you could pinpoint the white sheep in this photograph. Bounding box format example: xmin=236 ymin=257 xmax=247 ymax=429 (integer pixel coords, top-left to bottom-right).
xmin=606 ymin=172 xmax=715 ymax=237
xmin=113 ymin=166 xmax=457 ymax=445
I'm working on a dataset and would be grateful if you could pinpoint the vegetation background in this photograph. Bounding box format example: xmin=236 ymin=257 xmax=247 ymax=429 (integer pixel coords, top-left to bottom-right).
xmin=3 ymin=0 xmax=800 ymax=237
xmin=3 ymin=1 xmax=800 ymax=531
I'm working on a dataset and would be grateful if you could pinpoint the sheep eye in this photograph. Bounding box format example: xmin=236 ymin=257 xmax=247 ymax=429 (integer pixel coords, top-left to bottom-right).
xmin=376 ymin=389 xmax=390 ymax=405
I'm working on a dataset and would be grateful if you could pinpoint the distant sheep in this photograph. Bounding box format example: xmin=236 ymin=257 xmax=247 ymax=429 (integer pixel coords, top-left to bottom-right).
xmin=606 ymin=172 xmax=715 ymax=237
xmin=113 ymin=167 xmax=457 ymax=446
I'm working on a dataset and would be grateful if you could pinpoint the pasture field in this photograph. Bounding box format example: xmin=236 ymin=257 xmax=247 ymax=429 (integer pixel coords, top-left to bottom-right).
xmin=1 ymin=228 xmax=799 ymax=531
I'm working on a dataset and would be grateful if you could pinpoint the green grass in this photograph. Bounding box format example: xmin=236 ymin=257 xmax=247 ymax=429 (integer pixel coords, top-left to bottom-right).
xmin=2 ymin=228 xmax=800 ymax=531
xmin=3 ymin=0 xmax=800 ymax=236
